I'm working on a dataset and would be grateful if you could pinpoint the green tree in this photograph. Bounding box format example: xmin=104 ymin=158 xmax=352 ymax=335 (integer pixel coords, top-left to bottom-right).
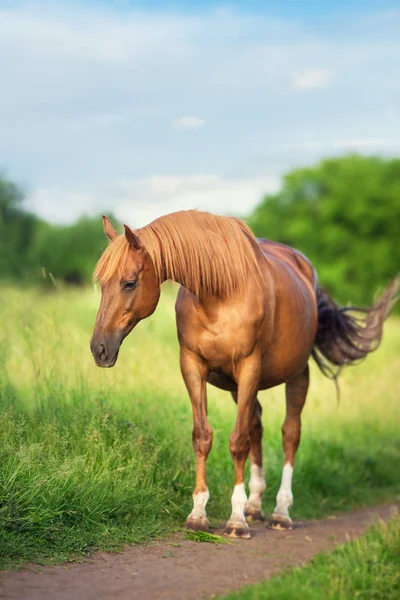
xmin=0 ymin=174 xmax=113 ymax=284
xmin=0 ymin=176 xmax=38 ymax=277
xmin=248 ymin=155 xmax=400 ymax=306
xmin=29 ymin=216 xmax=113 ymax=284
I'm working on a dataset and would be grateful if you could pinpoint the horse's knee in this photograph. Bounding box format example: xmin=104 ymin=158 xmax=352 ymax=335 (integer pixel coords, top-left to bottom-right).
xmin=229 ymin=430 xmax=250 ymax=462
xmin=192 ymin=423 xmax=213 ymax=457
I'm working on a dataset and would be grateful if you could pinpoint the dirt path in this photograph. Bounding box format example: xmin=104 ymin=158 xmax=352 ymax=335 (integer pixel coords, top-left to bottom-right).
xmin=1 ymin=503 xmax=399 ymax=600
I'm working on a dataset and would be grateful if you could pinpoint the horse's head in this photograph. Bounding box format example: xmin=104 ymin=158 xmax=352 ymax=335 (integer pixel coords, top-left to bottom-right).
xmin=90 ymin=217 xmax=161 ymax=367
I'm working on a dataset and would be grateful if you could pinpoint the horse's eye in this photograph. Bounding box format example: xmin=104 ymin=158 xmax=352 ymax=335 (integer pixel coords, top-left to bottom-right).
xmin=124 ymin=281 xmax=137 ymax=291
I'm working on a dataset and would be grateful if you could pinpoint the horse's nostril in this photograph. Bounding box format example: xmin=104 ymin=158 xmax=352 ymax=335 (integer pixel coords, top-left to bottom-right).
xmin=99 ymin=344 xmax=107 ymax=361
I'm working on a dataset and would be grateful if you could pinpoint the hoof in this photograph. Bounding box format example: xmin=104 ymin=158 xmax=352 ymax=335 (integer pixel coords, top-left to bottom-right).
xmin=185 ymin=517 xmax=209 ymax=532
xmin=244 ymin=507 xmax=265 ymax=522
xmin=223 ymin=521 xmax=251 ymax=539
xmin=267 ymin=514 xmax=293 ymax=531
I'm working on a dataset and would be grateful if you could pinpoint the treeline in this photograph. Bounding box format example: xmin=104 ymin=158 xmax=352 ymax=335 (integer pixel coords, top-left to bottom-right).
xmin=248 ymin=154 xmax=400 ymax=307
xmin=0 ymin=177 xmax=109 ymax=285
xmin=1 ymin=154 xmax=399 ymax=306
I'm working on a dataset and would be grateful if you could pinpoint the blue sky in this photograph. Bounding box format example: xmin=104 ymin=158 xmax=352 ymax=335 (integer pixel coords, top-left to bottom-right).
xmin=1 ymin=0 xmax=399 ymax=226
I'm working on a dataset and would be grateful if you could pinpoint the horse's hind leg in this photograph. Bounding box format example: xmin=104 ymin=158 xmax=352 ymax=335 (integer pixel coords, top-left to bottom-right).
xmin=231 ymin=392 xmax=266 ymax=522
xmin=245 ymin=399 xmax=266 ymax=521
xmin=269 ymin=365 xmax=309 ymax=530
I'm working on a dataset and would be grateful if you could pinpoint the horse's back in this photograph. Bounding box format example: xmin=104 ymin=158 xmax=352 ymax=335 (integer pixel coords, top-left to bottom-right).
xmin=257 ymin=238 xmax=317 ymax=290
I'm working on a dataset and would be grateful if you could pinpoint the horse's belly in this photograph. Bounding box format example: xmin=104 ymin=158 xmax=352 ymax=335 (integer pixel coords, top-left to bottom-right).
xmin=258 ymin=318 xmax=316 ymax=386
xmin=207 ymin=370 xmax=237 ymax=391
xmin=207 ymin=367 xmax=302 ymax=393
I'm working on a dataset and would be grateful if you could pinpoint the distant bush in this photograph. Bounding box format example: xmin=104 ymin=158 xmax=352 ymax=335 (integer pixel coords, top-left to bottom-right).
xmin=28 ymin=217 xmax=110 ymax=285
xmin=0 ymin=175 xmax=113 ymax=284
xmin=248 ymin=154 xmax=400 ymax=306
xmin=0 ymin=177 xmax=38 ymax=278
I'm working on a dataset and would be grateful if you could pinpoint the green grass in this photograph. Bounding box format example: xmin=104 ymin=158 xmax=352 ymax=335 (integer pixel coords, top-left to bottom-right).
xmin=219 ymin=514 xmax=400 ymax=600
xmin=0 ymin=283 xmax=399 ymax=568
xmin=185 ymin=530 xmax=231 ymax=544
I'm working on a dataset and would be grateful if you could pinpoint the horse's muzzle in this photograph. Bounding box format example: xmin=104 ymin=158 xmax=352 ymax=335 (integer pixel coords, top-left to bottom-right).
xmin=90 ymin=334 xmax=122 ymax=368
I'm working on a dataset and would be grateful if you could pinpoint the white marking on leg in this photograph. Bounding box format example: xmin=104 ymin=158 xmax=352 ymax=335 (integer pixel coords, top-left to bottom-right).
xmin=247 ymin=464 xmax=266 ymax=512
xmin=273 ymin=463 xmax=293 ymax=519
xmin=229 ymin=483 xmax=247 ymax=523
xmin=188 ymin=489 xmax=209 ymax=521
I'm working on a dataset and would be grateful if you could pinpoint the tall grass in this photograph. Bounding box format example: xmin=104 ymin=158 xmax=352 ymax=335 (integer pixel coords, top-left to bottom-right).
xmin=0 ymin=284 xmax=399 ymax=567
xmin=220 ymin=514 xmax=400 ymax=600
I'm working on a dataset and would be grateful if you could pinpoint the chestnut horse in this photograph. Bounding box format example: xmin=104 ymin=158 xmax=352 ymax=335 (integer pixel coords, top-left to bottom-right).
xmin=90 ymin=210 xmax=398 ymax=537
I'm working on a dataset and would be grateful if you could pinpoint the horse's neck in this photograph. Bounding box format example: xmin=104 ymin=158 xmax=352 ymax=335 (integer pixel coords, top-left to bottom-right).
xmin=156 ymin=233 xmax=264 ymax=302
xmin=139 ymin=213 xmax=264 ymax=301
xmin=156 ymin=239 xmax=196 ymax=295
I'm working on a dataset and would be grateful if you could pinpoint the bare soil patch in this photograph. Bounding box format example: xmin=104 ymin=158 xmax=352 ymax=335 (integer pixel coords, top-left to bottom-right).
xmin=1 ymin=503 xmax=398 ymax=600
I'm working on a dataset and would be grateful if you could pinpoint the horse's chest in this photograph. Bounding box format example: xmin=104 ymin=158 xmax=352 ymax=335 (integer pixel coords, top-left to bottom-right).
xmin=198 ymin=330 xmax=248 ymax=367
xmin=179 ymin=313 xmax=262 ymax=369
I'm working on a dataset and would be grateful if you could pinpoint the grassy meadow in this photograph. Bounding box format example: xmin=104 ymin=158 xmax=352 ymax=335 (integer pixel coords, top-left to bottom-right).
xmin=0 ymin=283 xmax=399 ymax=568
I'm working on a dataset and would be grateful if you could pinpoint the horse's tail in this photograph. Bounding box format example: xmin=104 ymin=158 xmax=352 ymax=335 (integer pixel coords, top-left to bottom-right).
xmin=311 ymin=276 xmax=399 ymax=381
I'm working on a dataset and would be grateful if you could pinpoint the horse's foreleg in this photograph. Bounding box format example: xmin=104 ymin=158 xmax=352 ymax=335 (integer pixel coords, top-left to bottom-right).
xmin=269 ymin=365 xmax=309 ymax=530
xmin=225 ymin=356 xmax=260 ymax=538
xmin=180 ymin=348 xmax=212 ymax=532
xmin=231 ymin=393 xmax=266 ymax=522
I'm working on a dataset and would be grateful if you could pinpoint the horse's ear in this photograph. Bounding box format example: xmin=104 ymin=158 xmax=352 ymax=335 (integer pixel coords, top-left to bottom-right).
xmin=102 ymin=216 xmax=118 ymax=241
xmin=124 ymin=224 xmax=143 ymax=251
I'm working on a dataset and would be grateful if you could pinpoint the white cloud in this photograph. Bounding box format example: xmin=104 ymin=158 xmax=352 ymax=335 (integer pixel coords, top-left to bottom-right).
xmin=302 ymin=138 xmax=400 ymax=151
xmin=172 ymin=116 xmax=206 ymax=130
xmin=1 ymin=3 xmax=400 ymax=224
xmin=25 ymin=187 xmax=97 ymax=222
xmin=331 ymin=138 xmax=400 ymax=150
xmin=114 ymin=174 xmax=279 ymax=226
xmin=291 ymin=68 xmax=331 ymax=90
xmin=25 ymin=174 xmax=280 ymax=227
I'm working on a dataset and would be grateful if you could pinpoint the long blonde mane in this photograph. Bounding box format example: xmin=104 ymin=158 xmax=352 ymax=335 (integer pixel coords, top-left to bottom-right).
xmin=94 ymin=210 xmax=262 ymax=298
